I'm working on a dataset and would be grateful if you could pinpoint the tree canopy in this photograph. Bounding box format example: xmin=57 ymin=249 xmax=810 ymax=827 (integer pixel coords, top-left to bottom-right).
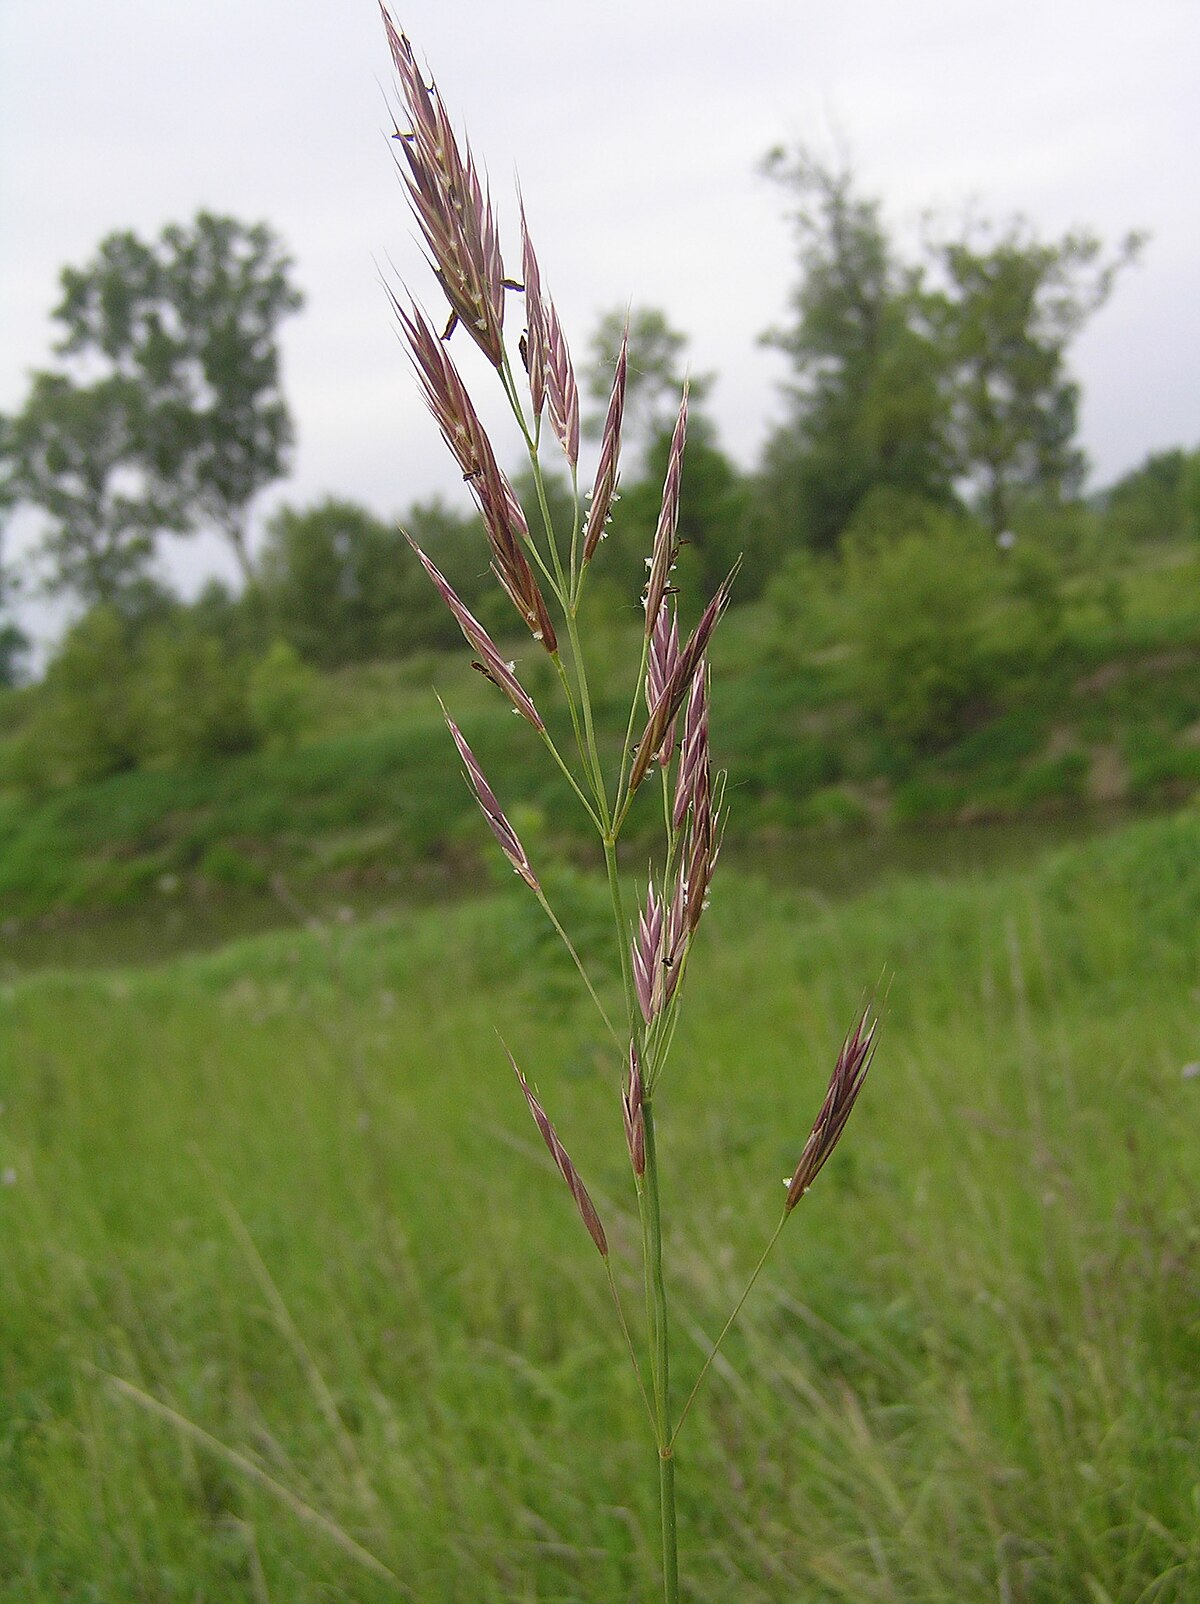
xmin=1 ymin=213 xmax=303 ymax=602
xmin=757 ymin=148 xmax=1140 ymax=550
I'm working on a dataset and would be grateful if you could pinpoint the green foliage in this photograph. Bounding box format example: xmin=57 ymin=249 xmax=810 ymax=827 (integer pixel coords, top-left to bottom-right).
xmin=995 ymin=539 xmax=1067 ymax=662
xmin=53 ymin=212 xmax=304 ymax=581
xmin=20 ymin=606 xmax=147 ymax=784
xmin=0 ymin=214 xmax=302 ymax=602
xmin=1102 ymin=446 xmax=1196 ymax=545
xmin=260 ymin=497 xmax=462 ymax=668
xmin=141 ymin=625 xmax=257 ymax=767
xmin=757 ymin=150 xmax=955 ymax=553
xmin=846 ymin=506 xmax=1001 ymax=749
xmin=931 ymin=222 xmax=1139 ymax=535
xmin=6 ymin=604 xmax=294 ymax=791
xmin=764 ymin=547 xmax=848 ymax=657
xmin=758 ymin=153 xmax=1140 ymax=556
xmin=0 ymin=373 xmax=178 ymax=604
xmin=248 ymin=640 xmax=315 ymax=753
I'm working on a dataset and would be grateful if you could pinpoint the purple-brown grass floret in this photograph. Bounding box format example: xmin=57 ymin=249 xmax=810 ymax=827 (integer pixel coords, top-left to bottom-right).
xmin=629 ymin=567 xmax=736 ymax=794
xmin=403 ymin=534 xmax=545 ymax=731
xmin=642 ymin=385 xmax=688 ymax=632
xmin=395 ymin=299 xmax=557 ymax=653
xmin=673 ymin=663 xmax=709 ymax=831
xmin=632 ymin=883 xmax=665 ymax=1025
xmin=646 ymin=601 xmax=681 ymax=770
xmin=784 ymin=1010 xmax=877 ymax=1212
xmin=583 ymin=325 xmax=628 ymax=561
xmin=382 ymin=10 xmax=506 ymax=367
xmin=439 ymin=699 xmax=540 ymax=892
xmin=623 ymin=1042 xmax=646 ymax=1180
xmin=544 ymin=296 xmax=580 ymax=469
xmin=508 ymin=1048 xmax=609 ymax=1257
xmin=519 ymin=199 xmax=546 ymax=420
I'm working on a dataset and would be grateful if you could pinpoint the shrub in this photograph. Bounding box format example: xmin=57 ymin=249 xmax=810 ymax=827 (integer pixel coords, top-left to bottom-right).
xmin=19 ymin=607 xmax=146 ymax=786
xmin=845 ymin=512 xmax=1001 ymax=750
xmin=140 ymin=625 xmax=256 ymax=765
xmin=248 ymin=640 xmax=316 ymax=753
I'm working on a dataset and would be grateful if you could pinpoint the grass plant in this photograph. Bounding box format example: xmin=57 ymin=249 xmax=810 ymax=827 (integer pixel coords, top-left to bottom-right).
xmin=367 ymin=17 xmax=877 ymax=1594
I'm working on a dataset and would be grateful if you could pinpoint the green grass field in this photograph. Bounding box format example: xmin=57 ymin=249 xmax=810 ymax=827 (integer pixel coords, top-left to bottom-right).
xmin=2 ymin=811 xmax=1198 ymax=1601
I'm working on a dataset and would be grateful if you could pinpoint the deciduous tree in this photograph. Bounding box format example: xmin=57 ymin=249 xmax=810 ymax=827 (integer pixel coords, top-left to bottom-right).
xmin=930 ymin=220 xmax=1141 ymax=536
xmin=1 ymin=214 xmax=303 ymax=600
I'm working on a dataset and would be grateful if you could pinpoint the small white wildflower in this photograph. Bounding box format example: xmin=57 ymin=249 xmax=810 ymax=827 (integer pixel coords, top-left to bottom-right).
xmin=2 ymin=1167 xmax=16 ymax=1187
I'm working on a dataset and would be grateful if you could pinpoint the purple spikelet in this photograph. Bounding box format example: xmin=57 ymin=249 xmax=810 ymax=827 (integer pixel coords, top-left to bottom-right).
xmin=643 ymin=385 xmax=688 ymax=632
xmin=584 ymin=326 xmax=628 ymax=562
xmin=622 ymin=1042 xmax=646 ymax=1179
xmin=382 ymin=10 xmax=506 ymax=367
xmin=784 ymin=1010 xmax=877 ymax=1212
xmin=508 ymin=1048 xmax=609 ymax=1257
xmin=439 ymin=699 xmax=540 ymax=891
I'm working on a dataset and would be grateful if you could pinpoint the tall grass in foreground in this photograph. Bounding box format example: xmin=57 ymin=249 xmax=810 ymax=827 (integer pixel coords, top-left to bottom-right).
xmin=0 ymin=817 xmax=1197 ymax=1598
xmin=365 ymin=15 xmax=876 ymax=1596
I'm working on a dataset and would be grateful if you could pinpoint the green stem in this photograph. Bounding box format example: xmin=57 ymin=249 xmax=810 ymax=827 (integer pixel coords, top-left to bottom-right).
xmin=670 ymin=1211 xmax=788 ymax=1447
xmin=565 ymin=604 xmax=609 ymax=823
xmin=641 ymin=1100 xmax=678 ymax=1604
xmin=605 ymin=1259 xmax=656 ymax=1435
xmin=534 ymin=888 xmax=618 ymax=1045
xmin=498 ymin=355 xmax=569 ymax=610
xmin=602 ymin=834 xmax=636 ymax=1035
xmin=537 ymin=718 xmax=603 ymax=833
xmin=616 ymin=625 xmax=654 ymax=820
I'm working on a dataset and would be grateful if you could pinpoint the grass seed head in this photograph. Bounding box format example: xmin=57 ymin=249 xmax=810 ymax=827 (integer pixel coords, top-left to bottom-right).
xmin=623 ymin=1042 xmax=646 ymax=1179
xmin=673 ymin=662 xmax=709 ymax=832
xmin=630 ymin=567 xmax=735 ymax=793
xmin=646 ymin=601 xmax=682 ymax=769
xmin=507 ymin=1047 xmax=608 ymax=1257
xmin=583 ymin=324 xmax=628 ymax=561
xmin=518 ymin=199 xmax=546 ymax=419
xmin=543 ymin=296 xmax=580 ymax=469
xmin=632 ymin=883 xmax=665 ymax=1025
xmin=642 ymin=385 xmax=689 ymax=632
xmin=403 ymin=534 xmax=545 ymax=731
xmin=394 ymin=298 xmax=557 ymax=654
xmin=439 ymin=699 xmax=540 ymax=892
xmin=784 ymin=1009 xmax=877 ymax=1212
xmin=382 ymin=9 xmax=506 ymax=367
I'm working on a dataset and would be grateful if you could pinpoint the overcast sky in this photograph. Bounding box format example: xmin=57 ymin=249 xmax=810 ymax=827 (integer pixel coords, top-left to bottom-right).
xmin=2 ymin=0 xmax=1198 ymax=621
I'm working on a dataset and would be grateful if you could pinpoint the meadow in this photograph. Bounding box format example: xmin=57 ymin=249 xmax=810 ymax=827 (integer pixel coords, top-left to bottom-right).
xmin=1 ymin=809 xmax=1197 ymax=1601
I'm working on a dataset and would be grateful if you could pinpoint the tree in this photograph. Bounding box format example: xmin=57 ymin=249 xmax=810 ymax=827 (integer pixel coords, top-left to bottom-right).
xmin=260 ymin=496 xmax=483 ymax=667
xmin=758 ymin=149 xmax=954 ymax=553
xmin=0 ymin=373 xmax=179 ymax=605
xmin=2 ymin=213 xmax=303 ymax=598
xmin=931 ymin=221 xmax=1142 ymax=536
xmin=1101 ymin=446 xmax=1194 ymax=545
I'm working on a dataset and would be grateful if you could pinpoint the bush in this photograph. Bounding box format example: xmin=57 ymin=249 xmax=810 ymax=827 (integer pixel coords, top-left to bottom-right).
xmin=11 ymin=606 xmax=274 ymax=791
xmin=248 ymin=640 xmax=316 ymax=753
xmin=140 ymin=625 xmax=256 ymax=765
xmin=845 ymin=510 xmax=1001 ymax=751
xmin=764 ymin=548 xmax=847 ymax=658
xmin=18 ymin=607 xmax=146 ymax=786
